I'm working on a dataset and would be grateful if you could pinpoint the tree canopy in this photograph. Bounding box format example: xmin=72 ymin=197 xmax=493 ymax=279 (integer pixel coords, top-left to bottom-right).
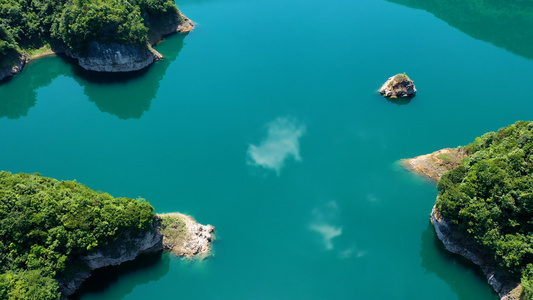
xmin=0 ymin=0 xmax=178 ymax=57
xmin=0 ymin=171 xmax=155 ymax=299
xmin=436 ymin=121 xmax=533 ymax=298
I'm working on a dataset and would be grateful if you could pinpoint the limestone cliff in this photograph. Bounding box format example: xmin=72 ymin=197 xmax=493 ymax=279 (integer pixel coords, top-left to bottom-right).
xmin=67 ymin=43 xmax=160 ymax=73
xmin=59 ymin=213 xmax=215 ymax=298
xmin=431 ymin=207 xmax=521 ymax=300
xmin=66 ymin=10 xmax=194 ymax=73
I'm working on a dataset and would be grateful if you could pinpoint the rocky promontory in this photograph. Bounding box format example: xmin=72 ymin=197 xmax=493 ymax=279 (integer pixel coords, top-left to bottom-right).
xmin=59 ymin=213 xmax=214 ymax=298
xmin=405 ymin=149 xmax=522 ymax=300
xmin=378 ymin=73 xmax=417 ymax=98
xmin=0 ymin=10 xmax=194 ymax=81
xmin=431 ymin=207 xmax=521 ymax=300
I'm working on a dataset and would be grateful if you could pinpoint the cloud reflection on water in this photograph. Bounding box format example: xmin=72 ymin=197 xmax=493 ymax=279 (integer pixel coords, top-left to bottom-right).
xmin=247 ymin=117 xmax=305 ymax=175
xmin=309 ymin=201 xmax=342 ymax=250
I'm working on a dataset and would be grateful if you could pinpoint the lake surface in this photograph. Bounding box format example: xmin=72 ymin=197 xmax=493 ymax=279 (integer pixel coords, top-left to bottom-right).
xmin=2 ymin=0 xmax=533 ymax=298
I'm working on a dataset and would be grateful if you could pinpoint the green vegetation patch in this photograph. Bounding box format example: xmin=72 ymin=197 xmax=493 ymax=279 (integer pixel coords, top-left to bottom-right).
xmin=0 ymin=0 xmax=179 ymax=63
xmin=158 ymin=214 xmax=187 ymax=247
xmin=435 ymin=121 xmax=533 ymax=298
xmin=0 ymin=171 xmax=155 ymax=299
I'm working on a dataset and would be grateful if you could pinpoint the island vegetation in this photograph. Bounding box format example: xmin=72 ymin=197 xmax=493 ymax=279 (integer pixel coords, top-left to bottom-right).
xmin=0 ymin=0 xmax=188 ymax=78
xmin=431 ymin=121 xmax=533 ymax=299
xmin=0 ymin=171 xmax=155 ymax=299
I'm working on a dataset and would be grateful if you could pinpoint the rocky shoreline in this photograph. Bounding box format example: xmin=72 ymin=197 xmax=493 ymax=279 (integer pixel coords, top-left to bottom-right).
xmin=59 ymin=213 xmax=214 ymax=298
xmin=405 ymin=148 xmax=521 ymax=300
xmin=0 ymin=11 xmax=194 ymax=81
xmin=431 ymin=206 xmax=521 ymax=300
xmin=0 ymin=53 xmax=26 ymax=82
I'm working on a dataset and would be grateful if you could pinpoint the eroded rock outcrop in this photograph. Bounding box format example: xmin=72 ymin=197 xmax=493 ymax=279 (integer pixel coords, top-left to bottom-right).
xmin=378 ymin=73 xmax=417 ymax=98
xmin=67 ymin=11 xmax=194 ymax=72
xmin=0 ymin=52 xmax=26 ymax=81
xmin=67 ymin=43 xmax=159 ymax=72
xmin=0 ymin=11 xmax=194 ymax=81
xmin=431 ymin=206 xmax=521 ymax=300
xmin=158 ymin=213 xmax=215 ymax=257
xmin=59 ymin=213 xmax=214 ymax=298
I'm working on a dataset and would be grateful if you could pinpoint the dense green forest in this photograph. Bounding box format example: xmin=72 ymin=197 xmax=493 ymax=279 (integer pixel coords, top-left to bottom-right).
xmin=436 ymin=121 xmax=533 ymax=298
xmin=0 ymin=0 xmax=179 ymax=61
xmin=0 ymin=171 xmax=155 ymax=299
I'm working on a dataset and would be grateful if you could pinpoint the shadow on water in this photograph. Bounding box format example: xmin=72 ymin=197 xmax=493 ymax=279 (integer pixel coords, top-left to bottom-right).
xmin=71 ymin=251 xmax=171 ymax=299
xmin=388 ymin=0 xmax=533 ymax=61
xmin=0 ymin=32 xmax=187 ymax=120
xmin=419 ymin=222 xmax=499 ymax=300
xmin=386 ymin=95 xmax=414 ymax=105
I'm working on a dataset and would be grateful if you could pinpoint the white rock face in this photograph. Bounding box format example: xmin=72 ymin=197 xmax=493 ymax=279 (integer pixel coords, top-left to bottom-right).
xmin=431 ymin=206 xmax=521 ymax=300
xmin=74 ymin=43 xmax=157 ymax=72
xmin=378 ymin=74 xmax=417 ymax=98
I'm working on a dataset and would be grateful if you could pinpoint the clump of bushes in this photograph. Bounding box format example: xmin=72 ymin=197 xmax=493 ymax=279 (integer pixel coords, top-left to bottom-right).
xmin=436 ymin=121 xmax=533 ymax=298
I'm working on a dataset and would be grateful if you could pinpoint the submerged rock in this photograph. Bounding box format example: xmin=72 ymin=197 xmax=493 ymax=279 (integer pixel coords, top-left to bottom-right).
xmin=378 ymin=73 xmax=417 ymax=98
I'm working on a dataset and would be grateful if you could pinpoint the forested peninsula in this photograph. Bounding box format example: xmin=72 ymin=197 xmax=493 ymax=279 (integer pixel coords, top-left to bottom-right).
xmin=0 ymin=0 xmax=193 ymax=80
xmin=406 ymin=121 xmax=533 ymax=300
xmin=0 ymin=171 xmax=214 ymax=299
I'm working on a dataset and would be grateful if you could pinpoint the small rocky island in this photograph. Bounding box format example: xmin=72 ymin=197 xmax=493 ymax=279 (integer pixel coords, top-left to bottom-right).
xmin=378 ymin=73 xmax=417 ymax=98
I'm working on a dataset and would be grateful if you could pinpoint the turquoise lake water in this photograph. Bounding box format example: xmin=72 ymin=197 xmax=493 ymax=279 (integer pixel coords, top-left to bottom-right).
xmin=2 ymin=0 xmax=533 ymax=299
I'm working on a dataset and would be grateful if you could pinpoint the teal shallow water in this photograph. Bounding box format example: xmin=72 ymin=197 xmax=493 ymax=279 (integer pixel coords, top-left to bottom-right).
xmin=2 ymin=0 xmax=533 ymax=298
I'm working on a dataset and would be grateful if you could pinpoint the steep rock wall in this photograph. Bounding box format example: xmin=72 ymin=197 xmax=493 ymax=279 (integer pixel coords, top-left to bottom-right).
xmin=431 ymin=206 xmax=521 ymax=300
xmin=0 ymin=53 xmax=26 ymax=82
